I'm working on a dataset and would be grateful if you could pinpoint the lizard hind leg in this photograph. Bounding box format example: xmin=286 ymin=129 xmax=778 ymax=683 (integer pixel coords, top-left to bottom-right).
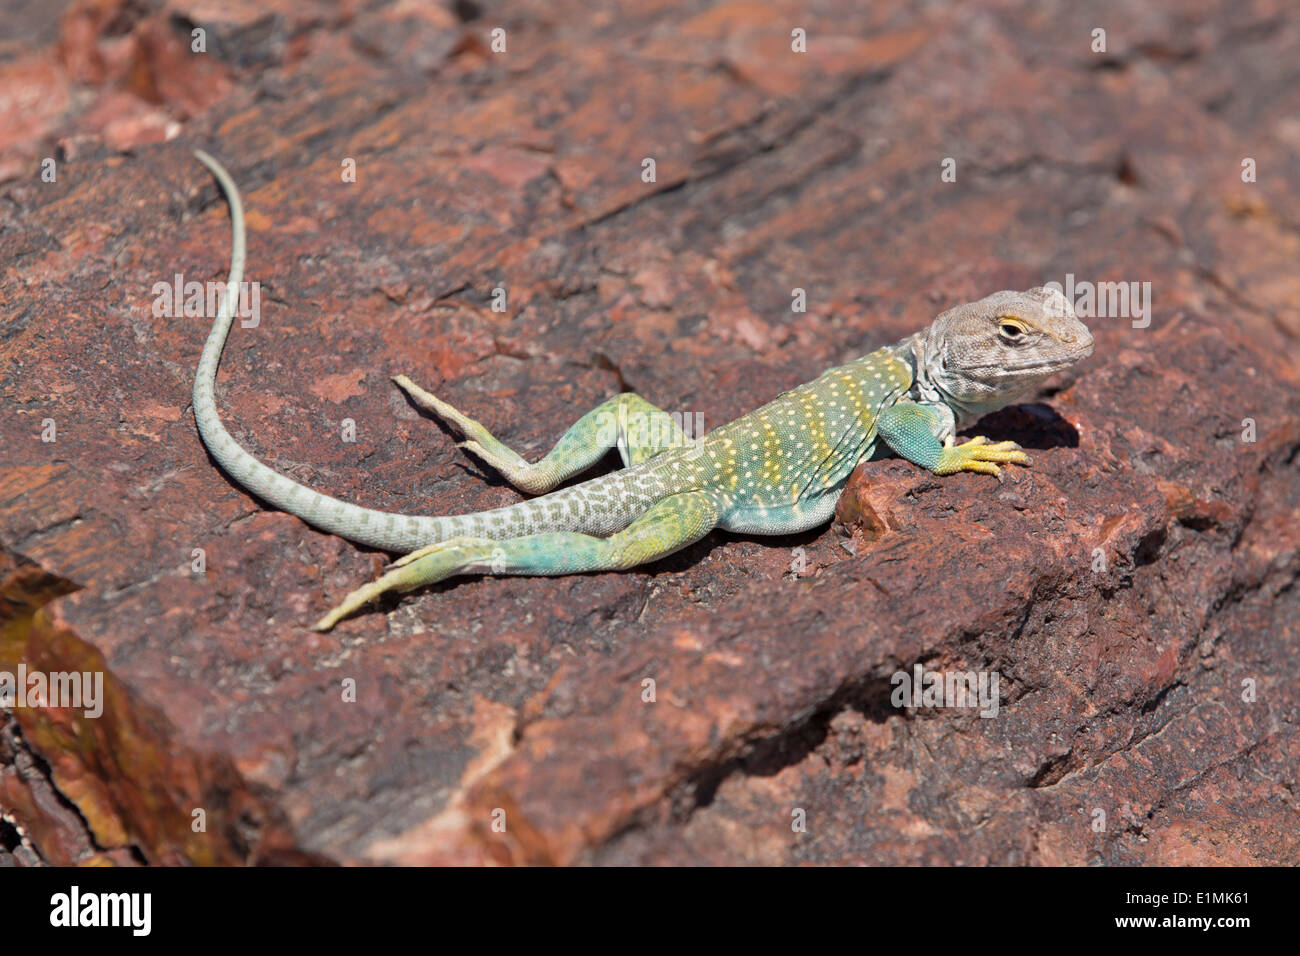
xmin=311 ymin=490 xmax=722 ymax=631
xmin=392 ymin=376 xmax=693 ymax=493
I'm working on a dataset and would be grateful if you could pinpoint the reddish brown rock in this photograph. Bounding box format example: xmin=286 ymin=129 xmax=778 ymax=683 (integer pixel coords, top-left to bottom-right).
xmin=1 ymin=0 xmax=1297 ymax=866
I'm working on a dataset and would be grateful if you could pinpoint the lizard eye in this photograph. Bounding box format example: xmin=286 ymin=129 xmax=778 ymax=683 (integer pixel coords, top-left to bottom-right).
xmin=998 ymin=318 xmax=1028 ymax=342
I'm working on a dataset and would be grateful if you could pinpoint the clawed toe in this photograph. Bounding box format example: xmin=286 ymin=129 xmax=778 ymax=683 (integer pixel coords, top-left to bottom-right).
xmin=385 ymin=542 xmax=443 ymax=570
xmin=393 ymin=374 xmax=461 ymax=423
xmin=313 ymin=538 xmax=492 ymax=630
xmin=937 ymin=435 xmax=1032 ymax=478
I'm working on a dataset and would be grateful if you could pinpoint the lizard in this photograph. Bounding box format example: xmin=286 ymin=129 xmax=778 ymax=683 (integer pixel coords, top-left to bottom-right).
xmin=190 ymin=151 xmax=1094 ymax=631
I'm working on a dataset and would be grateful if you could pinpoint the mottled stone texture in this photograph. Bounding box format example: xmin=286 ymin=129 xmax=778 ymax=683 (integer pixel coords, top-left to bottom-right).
xmin=1 ymin=0 xmax=1297 ymax=865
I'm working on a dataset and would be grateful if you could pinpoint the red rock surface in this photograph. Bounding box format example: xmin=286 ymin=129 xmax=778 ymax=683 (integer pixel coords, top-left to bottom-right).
xmin=1 ymin=0 xmax=1297 ymax=865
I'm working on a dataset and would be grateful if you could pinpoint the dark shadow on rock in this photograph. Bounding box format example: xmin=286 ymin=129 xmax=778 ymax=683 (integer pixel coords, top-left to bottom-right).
xmin=680 ymin=673 xmax=898 ymax=815
xmin=968 ymin=402 xmax=1080 ymax=451
xmin=717 ymin=525 xmax=831 ymax=553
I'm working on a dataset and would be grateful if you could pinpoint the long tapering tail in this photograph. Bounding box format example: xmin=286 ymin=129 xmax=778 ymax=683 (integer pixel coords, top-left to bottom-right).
xmin=191 ymin=151 xmax=634 ymax=552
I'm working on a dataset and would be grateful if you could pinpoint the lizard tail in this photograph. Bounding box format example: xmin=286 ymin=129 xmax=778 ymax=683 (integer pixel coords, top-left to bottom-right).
xmin=190 ymin=150 xmax=613 ymax=553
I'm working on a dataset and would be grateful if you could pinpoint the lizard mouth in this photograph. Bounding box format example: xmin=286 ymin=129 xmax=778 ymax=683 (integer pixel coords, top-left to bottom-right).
xmin=966 ymin=356 xmax=1084 ymax=374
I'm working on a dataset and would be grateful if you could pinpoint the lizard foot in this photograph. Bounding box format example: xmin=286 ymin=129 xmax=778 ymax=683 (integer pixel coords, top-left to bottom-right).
xmin=392 ymin=375 xmax=557 ymax=493
xmin=312 ymin=536 xmax=498 ymax=631
xmin=935 ymin=436 xmax=1030 ymax=480
xmin=392 ymin=375 xmax=492 ymax=441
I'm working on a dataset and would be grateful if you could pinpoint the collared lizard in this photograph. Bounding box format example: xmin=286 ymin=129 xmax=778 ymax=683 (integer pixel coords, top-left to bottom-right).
xmin=190 ymin=151 xmax=1094 ymax=630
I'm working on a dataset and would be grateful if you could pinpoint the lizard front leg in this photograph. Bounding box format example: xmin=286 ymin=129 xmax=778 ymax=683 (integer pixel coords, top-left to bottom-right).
xmin=876 ymin=401 xmax=1029 ymax=479
xmin=312 ymin=490 xmax=721 ymax=630
xmin=393 ymin=377 xmax=694 ymax=493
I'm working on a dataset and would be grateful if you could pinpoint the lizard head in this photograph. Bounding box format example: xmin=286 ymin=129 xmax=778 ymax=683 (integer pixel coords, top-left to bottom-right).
xmin=920 ymin=287 xmax=1093 ymax=417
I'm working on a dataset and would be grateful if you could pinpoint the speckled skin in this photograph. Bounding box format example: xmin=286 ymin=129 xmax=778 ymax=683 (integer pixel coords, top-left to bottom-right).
xmin=190 ymin=153 xmax=1094 ymax=630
